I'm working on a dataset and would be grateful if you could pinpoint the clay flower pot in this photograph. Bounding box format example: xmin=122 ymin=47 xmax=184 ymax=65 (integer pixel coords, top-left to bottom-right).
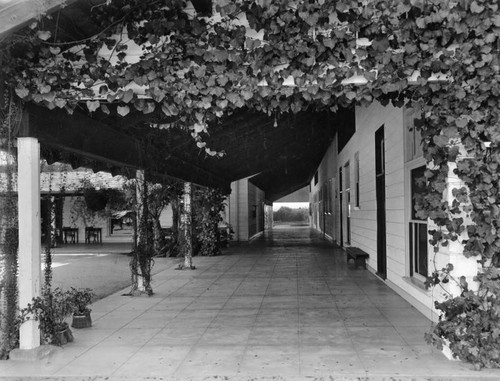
xmin=55 ymin=323 xmax=74 ymax=345
xmin=71 ymin=310 xmax=92 ymax=329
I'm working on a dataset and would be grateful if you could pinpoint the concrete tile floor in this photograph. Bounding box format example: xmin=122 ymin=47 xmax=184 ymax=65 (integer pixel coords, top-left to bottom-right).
xmin=1 ymin=226 xmax=500 ymax=380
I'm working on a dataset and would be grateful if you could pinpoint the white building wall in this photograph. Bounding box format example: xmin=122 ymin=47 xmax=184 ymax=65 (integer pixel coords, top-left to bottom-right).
xmin=314 ymin=101 xmax=437 ymax=320
xmin=248 ymin=181 xmax=265 ymax=239
xmin=228 ymin=178 xmax=265 ymax=241
xmin=229 ymin=179 xmax=249 ymax=241
xmin=336 ymin=102 xmax=405 ymax=278
xmin=310 ymin=136 xmax=338 ymax=240
xmin=62 ymin=195 xmax=132 ymax=243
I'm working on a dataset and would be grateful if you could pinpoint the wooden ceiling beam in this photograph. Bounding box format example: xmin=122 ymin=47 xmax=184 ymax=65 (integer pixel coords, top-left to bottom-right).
xmin=20 ymin=105 xmax=231 ymax=193
xmin=0 ymin=0 xmax=95 ymax=38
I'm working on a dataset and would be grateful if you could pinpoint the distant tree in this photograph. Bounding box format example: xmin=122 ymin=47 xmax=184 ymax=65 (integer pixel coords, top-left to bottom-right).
xmin=273 ymin=207 xmax=308 ymax=223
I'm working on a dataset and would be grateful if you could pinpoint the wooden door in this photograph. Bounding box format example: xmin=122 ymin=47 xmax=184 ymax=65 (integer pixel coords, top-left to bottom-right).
xmin=375 ymin=126 xmax=387 ymax=279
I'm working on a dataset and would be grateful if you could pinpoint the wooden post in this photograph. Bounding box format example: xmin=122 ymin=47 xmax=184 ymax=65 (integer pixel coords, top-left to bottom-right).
xmin=182 ymin=182 xmax=193 ymax=268
xmin=17 ymin=137 xmax=41 ymax=349
xmin=135 ymin=169 xmax=146 ymax=292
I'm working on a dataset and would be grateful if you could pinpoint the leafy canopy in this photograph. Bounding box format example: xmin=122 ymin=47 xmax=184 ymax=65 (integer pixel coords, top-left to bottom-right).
xmin=2 ymin=0 xmax=500 ymax=366
xmin=1 ymin=0 xmax=500 ymax=262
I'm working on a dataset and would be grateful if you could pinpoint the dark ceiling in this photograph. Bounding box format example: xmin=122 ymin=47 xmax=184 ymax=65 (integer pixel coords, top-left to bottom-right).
xmin=7 ymin=0 xmax=355 ymax=201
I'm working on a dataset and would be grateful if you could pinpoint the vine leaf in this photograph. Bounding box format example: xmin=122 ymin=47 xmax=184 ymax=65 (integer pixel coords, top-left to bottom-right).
xmin=86 ymin=100 xmax=100 ymax=113
xmin=117 ymin=105 xmax=130 ymax=116
xmin=36 ymin=30 xmax=51 ymax=41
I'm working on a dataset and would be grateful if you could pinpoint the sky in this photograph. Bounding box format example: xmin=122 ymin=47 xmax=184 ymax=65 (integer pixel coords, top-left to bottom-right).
xmin=272 ymin=202 xmax=309 ymax=211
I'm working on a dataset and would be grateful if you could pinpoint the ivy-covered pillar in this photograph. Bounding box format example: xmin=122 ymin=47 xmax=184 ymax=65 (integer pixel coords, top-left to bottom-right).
xmin=134 ymin=169 xmax=147 ymax=292
xmin=431 ymin=153 xmax=481 ymax=302
xmin=181 ymin=182 xmax=193 ymax=268
xmin=48 ymin=196 xmax=57 ymax=248
xmin=17 ymin=137 xmax=41 ymax=350
xmin=447 ymin=161 xmax=480 ymax=295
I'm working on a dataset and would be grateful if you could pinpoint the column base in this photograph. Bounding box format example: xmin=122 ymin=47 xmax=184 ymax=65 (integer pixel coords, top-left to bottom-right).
xmin=9 ymin=345 xmax=61 ymax=361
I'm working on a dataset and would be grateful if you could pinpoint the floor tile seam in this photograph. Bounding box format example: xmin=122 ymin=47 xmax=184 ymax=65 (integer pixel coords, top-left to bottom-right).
xmin=200 ymin=254 xmax=256 ymax=321
xmin=294 ymin=249 xmax=301 ymax=377
xmin=174 ymin=258 xmax=231 ymax=337
xmin=364 ymin=286 xmax=426 ymax=343
xmin=346 ymin=322 xmax=414 ymax=361
xmin=160 ymin=278 xmax=195 ymax=300
xmin=335 ymin=301 xmax=367 ymax=369
xmin=240 ymin=254 xmax=281 ymax=367
xmin=55 ymin=321 xmax=128 ymax=374
xmin=92 ymin=295 xmax=142 ymax=319
xmin=117 ymin=298 xmax=169 ymax=325
xmin=246 ymin=256 xmax=273 ymax=286
xmin=287 ymin=252 xmax=301 ymax=375
xmin=311 ymin=252 xmax=336 ymax=298
xmin=180 ymin=259 xmax=226 ymax=308
xmin=108 ymin=327 xmax=164 ymax=378
xmin=186 ymin=254 xmax=226 ymax=281
xmin=376 ymin=307 xmax=435 ymax=338
xmin=169 ymin=318 xmax=233 ymax=376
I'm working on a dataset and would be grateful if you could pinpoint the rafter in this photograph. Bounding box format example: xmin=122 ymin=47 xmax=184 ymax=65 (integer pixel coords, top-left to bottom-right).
xmin=20 ymin=105 xmax=231 ymax=192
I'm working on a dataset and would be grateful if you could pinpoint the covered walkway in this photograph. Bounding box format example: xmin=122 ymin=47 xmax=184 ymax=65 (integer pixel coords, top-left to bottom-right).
xmin=1 ymin=226 xmax=499 ymax=380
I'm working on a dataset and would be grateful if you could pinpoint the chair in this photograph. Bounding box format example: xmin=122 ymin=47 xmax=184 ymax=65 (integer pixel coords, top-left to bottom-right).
xmin=85 ymin=227 xmax=99 ymax=244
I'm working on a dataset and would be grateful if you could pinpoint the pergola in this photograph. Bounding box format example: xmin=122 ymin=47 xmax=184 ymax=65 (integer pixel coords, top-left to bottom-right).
xmin=0 ymin=0 xmax=353 ymax=352
xmin=1 ymin=0 xmax=354 ymax=198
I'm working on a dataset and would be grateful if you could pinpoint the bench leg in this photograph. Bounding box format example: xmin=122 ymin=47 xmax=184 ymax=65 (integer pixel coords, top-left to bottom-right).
xmin=354 ymin=257 xmax=366 ymax=269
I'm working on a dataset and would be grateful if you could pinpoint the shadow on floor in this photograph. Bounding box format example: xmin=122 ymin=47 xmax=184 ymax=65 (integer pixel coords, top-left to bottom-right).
xmin=2 ymin=226 xmax=499 ymax=380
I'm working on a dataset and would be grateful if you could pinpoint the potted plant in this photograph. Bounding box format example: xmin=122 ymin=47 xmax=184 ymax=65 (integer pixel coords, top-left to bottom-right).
xmin=19 ymin=287 xmax=74 ymax=345
xmin=51 ymin=288 xmax=75 ymax=344
xmin=68 ymin=287 xmax=95 ymax=329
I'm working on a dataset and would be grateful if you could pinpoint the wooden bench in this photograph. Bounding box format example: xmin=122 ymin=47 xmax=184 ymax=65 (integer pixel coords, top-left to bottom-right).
xmin=345 ymin=247 xmax=369 ymax=269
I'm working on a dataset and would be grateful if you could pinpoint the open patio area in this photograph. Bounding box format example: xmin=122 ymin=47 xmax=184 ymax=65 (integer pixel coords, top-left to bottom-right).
xmin=1 ymin=226 xmax=499 ymax=380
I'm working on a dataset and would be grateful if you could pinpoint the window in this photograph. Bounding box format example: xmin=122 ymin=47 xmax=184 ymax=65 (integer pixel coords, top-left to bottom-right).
xmin=344 ymin=161 xmax=351 ymax=245
xmin=327 ymin=179 xmax=333 ymax=214
xmin=354 ymin=152 xmax=360 ymax=208
xmin=322 ymin=182 xmax=329 ymax=214
xmin=409 ymin=165 xmax=428 ymax=279
xmin=405 ymin=107 xmax=427 ymax=281
xmin=314 ymin=171 xmax=318 ymax=185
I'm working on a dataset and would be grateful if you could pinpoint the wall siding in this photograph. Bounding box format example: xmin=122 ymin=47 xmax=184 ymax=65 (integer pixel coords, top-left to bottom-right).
xmin=309 ymin=136 xmax=338 ymax=240
xmin=314 ymin=101 xmax=437 ymax=319
xmin=229 ymin=179 xmax=249 ymax=241
xmin=248 ymin=181 xmax=265 ymax=239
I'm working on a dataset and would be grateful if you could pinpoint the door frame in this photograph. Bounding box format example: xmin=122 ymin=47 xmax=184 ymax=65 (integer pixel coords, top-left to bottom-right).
xmin=375 ymin=125 xmax=387 ymax=279
xmin=338 ymin=166 xmax=343 ymax=246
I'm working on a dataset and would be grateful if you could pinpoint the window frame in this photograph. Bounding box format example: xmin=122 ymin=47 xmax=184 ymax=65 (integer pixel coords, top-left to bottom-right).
xmin=404 ymin=107 xmax=429 ymax=283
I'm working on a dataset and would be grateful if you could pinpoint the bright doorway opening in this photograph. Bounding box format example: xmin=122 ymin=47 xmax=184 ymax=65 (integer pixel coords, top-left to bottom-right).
xmin=272 ymin=202 xmax=310 ymax=227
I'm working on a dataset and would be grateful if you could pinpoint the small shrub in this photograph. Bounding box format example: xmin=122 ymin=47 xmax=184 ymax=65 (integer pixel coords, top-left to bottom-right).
xmin=425 ymin=267 xmax=500 ymax=369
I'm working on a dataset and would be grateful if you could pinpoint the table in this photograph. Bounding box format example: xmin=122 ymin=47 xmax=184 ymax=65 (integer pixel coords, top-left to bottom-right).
xmin=85 ymin=227 xmax=102 ymax=244
xmin=62 ymin=227 xmax=79 ymax=244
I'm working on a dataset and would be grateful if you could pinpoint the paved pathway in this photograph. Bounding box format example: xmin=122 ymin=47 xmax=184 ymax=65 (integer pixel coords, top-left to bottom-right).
xmin=1 ymin=226 xmax=499 ymax=380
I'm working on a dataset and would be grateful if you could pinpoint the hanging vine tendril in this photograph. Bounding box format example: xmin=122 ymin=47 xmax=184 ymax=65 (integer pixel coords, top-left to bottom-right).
xmin=0 ymin=89 xmax=21 ymax=359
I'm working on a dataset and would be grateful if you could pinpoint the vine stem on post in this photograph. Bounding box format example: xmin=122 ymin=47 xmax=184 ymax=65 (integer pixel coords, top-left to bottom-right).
xmin=181 ymin=182 xmax=194 ymax=269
